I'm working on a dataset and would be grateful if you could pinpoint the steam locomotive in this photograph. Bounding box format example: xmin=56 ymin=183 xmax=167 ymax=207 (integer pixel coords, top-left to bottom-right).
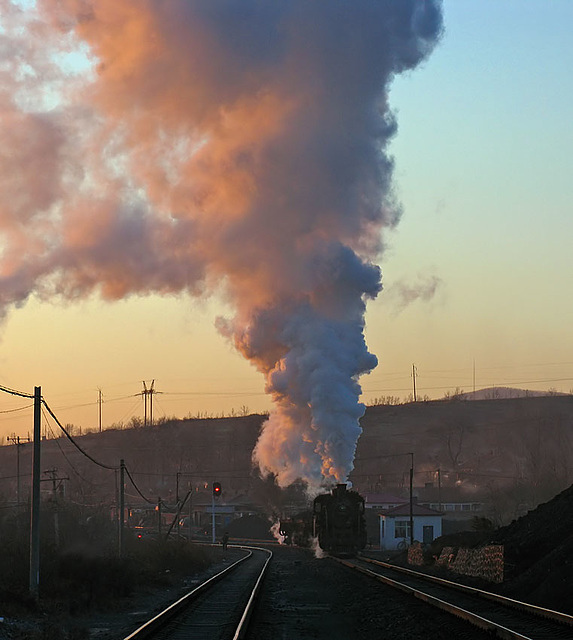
xmin=313 ymin=484 xmax=367 ymax=557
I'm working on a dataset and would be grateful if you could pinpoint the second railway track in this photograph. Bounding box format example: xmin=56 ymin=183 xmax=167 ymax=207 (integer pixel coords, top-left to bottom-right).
xmin=339 ymin=555 xmax=573 ymax=640
xmin=123 ymin=545 xmax=271 ymax=640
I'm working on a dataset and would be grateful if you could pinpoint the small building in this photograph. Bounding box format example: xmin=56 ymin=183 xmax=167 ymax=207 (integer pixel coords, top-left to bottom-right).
xmin=379 ymin=503 xmax=443 ymax=550
xmin=415 ymin=484 xmax=486 ymax=534
xmin=363 ymin=492 xmax=409 ymax=511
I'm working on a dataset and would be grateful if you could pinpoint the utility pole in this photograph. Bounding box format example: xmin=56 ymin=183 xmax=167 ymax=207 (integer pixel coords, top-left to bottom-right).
xmin=7 ymin=434 xmax=31 ymax=505
xmin=97 ymin=388 xmax=104 ymax=433
xmin=157 ymin=497 xmax=163 ymax=536
xmin=356 ymin=451 xmax=416 ymax=547
xmin=42 ymin=468 xmax=68 ymax=549
xmin=409 ymin=452 xmax=414 ymax=546
xmin=29 ymin=386 xmax=42 ymax=601
xmin=412 ymin=364 xmax=418 ymax=402
xmin=119 ymin=459 xmax=125 ymax=558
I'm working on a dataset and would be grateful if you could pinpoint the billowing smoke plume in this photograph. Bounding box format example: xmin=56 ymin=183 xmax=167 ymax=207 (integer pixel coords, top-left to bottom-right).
xmin=0 ymin=1 xmax=442 ymax=490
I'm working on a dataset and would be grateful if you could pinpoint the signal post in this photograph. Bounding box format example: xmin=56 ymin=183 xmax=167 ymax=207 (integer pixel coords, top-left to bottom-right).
xmin=212 ymin=482 xmax=221 ymax=543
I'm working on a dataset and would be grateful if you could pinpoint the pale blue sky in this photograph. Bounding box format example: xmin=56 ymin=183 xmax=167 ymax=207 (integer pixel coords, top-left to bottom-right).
xmin=365 ymin=0 xmax=573 ymax=396
xmin=1 ymin=0 xmax=572 ymax=438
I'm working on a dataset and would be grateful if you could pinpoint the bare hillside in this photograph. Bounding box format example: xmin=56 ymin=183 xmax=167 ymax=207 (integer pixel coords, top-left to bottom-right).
xmin=1 ymin=396 xmax=571 ymax=525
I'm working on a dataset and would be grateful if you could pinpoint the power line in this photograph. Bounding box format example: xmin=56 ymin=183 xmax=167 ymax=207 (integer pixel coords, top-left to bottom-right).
xmin=41 ymin=399 xmax=118 ymax=471
xmin=123 ymin=465 xmax=154 ymax=504
xmin=0 ymin=384 xmax=35 ymax=399
xmin=0 ymin=404 xmax=34 ymax=414
xmin=41 ymin=408 xmax=98 ymax=487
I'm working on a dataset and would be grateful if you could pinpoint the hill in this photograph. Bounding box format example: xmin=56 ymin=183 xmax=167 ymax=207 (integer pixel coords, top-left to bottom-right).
xmin=456 ymin=386 xmax=568 ymax=400
xmin=0 ymin=395 xmax=572 ymax=526
xmin=355 ymin=395 xmax=573 ymax=522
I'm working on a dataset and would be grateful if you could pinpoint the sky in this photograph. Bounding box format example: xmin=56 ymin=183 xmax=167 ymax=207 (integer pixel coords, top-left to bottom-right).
xmin=0 ymin=0 xmax=572 ymax=448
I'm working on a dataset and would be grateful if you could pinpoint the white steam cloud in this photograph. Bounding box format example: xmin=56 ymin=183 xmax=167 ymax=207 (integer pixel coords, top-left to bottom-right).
xmin=0 ymin=0 xmax=442 ymax=491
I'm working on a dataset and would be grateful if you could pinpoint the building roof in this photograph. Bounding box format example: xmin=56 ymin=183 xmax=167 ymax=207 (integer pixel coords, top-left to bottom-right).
xmin=363 ymin=492 xmax=408 ymax=504
xmin=381 ymin=503 xmax=443 ymax=517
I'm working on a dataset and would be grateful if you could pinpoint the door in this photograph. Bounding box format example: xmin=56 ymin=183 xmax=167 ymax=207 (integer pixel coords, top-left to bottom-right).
xmin=423 ymin=525 xmax=434 ymax=544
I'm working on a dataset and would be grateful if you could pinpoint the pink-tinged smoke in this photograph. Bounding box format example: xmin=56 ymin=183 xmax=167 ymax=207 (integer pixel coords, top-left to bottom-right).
xmin=0 ymin=1 xmax=442 ymax=490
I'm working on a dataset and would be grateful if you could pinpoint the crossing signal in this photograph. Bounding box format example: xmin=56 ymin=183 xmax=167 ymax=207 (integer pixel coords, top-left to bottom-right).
xmin=213 ymin=482 xmax=222 ymax=497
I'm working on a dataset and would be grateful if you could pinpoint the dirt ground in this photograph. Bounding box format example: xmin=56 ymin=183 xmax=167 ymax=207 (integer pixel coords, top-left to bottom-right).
xmin=248 ymin=545 xmax=490 ymax=640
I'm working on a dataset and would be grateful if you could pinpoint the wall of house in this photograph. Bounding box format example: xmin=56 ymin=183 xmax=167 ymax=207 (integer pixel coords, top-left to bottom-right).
xmin=379 ymin=515 xmax=442 ymax=550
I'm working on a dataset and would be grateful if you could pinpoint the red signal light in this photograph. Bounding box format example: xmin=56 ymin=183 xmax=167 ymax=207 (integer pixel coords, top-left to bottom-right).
xmin=213 ymin=481 xmax=222 ymax=496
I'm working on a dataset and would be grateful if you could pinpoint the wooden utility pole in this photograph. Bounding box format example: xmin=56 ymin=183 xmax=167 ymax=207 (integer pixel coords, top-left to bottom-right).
xmin=157 ymin=497 xmax=163 ymax=536
xmin=409 ymin=452 xmax=414 ymax=545
xmin=412 ymin=364 xmax=418 ymax=402
xmin=29 ymin=386 xmax=42 ymax=601
xmin=7 ymin=434 xmax=31 ymax=505
xmin=119 ymin=459 xmax=125 ymax=558
xmin=97 ymin=388 xmax=104 ymax=433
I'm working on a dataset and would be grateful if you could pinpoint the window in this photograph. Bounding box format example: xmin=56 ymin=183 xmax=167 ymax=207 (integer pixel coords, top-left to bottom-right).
xmin=395 ymin=520 xmax=411 ymax=539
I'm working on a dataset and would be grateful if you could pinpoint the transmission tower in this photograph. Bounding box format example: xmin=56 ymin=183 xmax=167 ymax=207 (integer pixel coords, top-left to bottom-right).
xmin=141 ymin=380 xmax=161 ymax=426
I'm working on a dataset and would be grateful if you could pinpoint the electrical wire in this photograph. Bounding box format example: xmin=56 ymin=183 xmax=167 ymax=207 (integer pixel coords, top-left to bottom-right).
xmin=123 ymin=465 xmax=155 ymax=504
xmin=0 ymin=403 xmax=34 ymax=414
xmin=0 ymin=384 xmax=35 ymax=399
xmin=41 ymin=407 xmax=99 ymax=487
xmin=41 ymin=398 xmax=118 ymax=471
xmin=0 ymin=384 xmax=162 ymax=510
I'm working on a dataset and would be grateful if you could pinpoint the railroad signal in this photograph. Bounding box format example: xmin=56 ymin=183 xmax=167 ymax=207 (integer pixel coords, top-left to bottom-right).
xmin=213 ymin=482 xmax=222 ymax=497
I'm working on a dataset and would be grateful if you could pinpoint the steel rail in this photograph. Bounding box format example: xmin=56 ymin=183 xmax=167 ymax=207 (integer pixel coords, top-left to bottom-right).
xmin=123 ymin=547 xmax=252 ymax=640
xmin=232 ymin=545 xmax=273 ymax=640
xmin=338 ymin=559 xmax=530 ymax=640
xmin=337 ymin=556 xmax=573 ymax=640
xmin=122 ymin=545 xmax=271 ymax=640
xmin=362 ymin=556 xmax=573 ymax=628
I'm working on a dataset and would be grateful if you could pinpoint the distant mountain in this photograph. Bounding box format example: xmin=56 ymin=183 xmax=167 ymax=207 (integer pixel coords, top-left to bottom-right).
xmin=453 ymin=387 xmax=569 ymax=401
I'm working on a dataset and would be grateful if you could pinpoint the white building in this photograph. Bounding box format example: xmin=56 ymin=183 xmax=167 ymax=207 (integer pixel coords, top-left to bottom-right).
xmin=379 ymin=503 xmax=443 ymax=550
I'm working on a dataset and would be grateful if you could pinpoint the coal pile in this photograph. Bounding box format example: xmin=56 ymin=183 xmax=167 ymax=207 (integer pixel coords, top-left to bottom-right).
xmin=429 ymin=483 xmax=573 ymax=614
xmin=490 ymin=483 xmax=573 ymax=613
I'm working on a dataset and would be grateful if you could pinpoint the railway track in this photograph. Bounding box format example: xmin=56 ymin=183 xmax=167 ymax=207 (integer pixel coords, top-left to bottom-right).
xmin=122 ymin=545 xmax=272 ymax=640
xmin=338 ymin=555 xmax=573 ymax=639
